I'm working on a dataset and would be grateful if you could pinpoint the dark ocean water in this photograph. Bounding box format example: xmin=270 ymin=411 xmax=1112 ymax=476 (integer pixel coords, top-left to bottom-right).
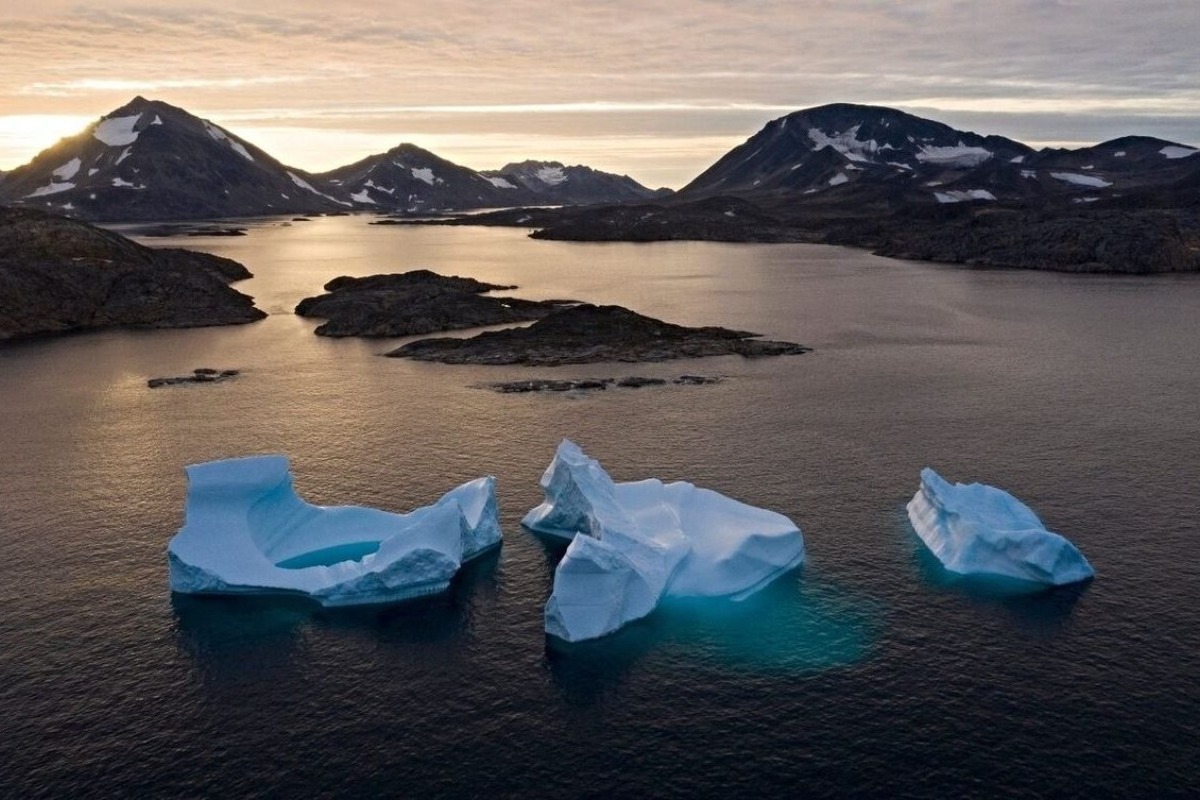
xmin=1 ymin=217 xmax=1197 ymax=798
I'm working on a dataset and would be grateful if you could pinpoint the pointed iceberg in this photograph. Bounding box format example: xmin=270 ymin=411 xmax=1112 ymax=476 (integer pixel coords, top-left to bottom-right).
xmin=906 ymin=467 xmax=1094 ymax=586
xmin=168 ymin=455 xmax=501 ymax=606
xmin=525 ymin=440 xmax=805 ymax=642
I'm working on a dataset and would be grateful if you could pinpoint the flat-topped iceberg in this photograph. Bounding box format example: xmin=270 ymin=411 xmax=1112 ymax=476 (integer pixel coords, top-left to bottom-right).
xmin=168 ymin=455 xmax=501 ymax=606
xmin=907 ymin=467 xmax=1094 ymax=586
xmin=524 ymin=440 xmax=805 ymax=642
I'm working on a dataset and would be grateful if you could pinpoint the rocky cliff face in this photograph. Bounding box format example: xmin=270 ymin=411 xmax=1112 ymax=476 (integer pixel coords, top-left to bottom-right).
xmin=0 ymin=207 xmax=266 ymax=340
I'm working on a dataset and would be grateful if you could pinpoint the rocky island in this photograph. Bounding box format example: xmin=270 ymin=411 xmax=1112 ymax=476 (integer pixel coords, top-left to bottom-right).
xmin=0 ymin=207 xmax=265 ymax=341
xmin=294 ymin=269 xmax=573 ymax=337
xmin=387 ymin=303 xmax=808 ymax=365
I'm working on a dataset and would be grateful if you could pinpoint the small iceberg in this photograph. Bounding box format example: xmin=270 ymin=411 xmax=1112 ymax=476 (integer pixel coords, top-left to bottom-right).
xmin=168 ymin=455 xmax=501 ymax=606
xmin=524 ymin=440 xmax=805 ymax=642
xmin=906 ymin=467 xmax=1094 ymax=586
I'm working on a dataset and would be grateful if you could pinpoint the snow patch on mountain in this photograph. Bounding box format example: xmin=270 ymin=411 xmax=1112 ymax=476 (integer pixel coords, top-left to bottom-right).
xmin=934 ymin=189 xmax=996 ymax=203
xmin=350 ymin=189 xmax=375 ymax=203
xmin=411 ymin=167 xmax=437 ymax=185
xmin=1051 ymin=172 xmax=1112 ymax=188
xmin=203 ymin=122 xmax=255 ymax=162
xmin=828 ymin=172 xmax=849 ymax=186
xmin=26 ymin=181 xmax=75 ymax=198
xmin=1161 ymin=145 xmax=1199 ymax=159
xmin=808 ymin=126 xmax=890 ymax=163
xmin=916 ymin=143 xmax=993 ymax=167
xmin=288 ymin=171 xmax=350 ymax=205
xmin=536 ymin=166 xmax=567 ymax=185
xmin=151 ymin=115 xmax=163 ymax=126
xmin=93 ymin=114 xmax=142 ymax=146
xmin=116 ymin=147 xmax=133 ymax=165
xmin=488 ymin=176 xmax=517 ymax=189
xmin=52 ymin=158 xmax=82 ymax=181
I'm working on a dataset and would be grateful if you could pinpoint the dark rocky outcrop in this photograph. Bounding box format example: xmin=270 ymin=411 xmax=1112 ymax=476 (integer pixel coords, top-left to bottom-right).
xmin=873 ymin=209 xmax=1200 ymax=273
xmin=148 ymin=368 xmax=240 ymax=388
xmin=0 ymin=207 xmax=265 ymax=341
xmin=387 ymin=304 xmax=808 ymax=365
xmin=294 ymin=269 xmax=572 ymax=337
xmin=485 ymin=374 xmax=722 ymax=393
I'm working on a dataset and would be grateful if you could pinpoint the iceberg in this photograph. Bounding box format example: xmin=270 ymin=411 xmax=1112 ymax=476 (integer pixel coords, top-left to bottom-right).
xmin=906 ymin=467 xmax=1094 ymax=586
xmin=525 ymin=441 xmax=805 ymax=642
xmin=168 ymin=455 xmax=501 ymax=606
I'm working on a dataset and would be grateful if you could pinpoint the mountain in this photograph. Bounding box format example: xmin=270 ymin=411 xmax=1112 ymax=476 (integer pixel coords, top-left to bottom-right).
xmin=482 ymin=160 xmax=668 ymax=205
xmin=678 ymin=103 xmax=1200 ymax=210
xmin=679 ymin=103 xmax=1032 ymax=202
xmin=0 ymin=207 xmax=265 ymax=340
xmin=316 ymin=148 xmax=665 ymax=213
xmin=314 ymin=143 xmax=512 ymax=212
xmin=0 ymin=97 xmax=350 ymax=221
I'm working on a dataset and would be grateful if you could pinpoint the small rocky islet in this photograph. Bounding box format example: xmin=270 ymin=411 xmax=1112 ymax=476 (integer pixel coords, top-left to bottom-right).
xmin=147 ymin=368 xmax=240 ymax=388
xmin=294 ymin=268 xmax=809 ymax=368
xmin=386 ymin=303 xmax=809 ymax=366
xmin=486 ymin=375 xmax=722 ymax=393
xmin=294 ymin=269 xmax=573 ymax=337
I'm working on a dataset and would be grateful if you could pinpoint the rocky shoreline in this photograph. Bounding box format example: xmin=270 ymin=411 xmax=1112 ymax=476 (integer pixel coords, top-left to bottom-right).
xmin=415 ymin=198 xmax=1200 ymax=274
xmin=0 ymin=207 xmax=265 ymax=342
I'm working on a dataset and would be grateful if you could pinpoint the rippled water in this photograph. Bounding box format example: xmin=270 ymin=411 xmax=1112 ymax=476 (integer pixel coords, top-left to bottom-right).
xmin=2 ymin=217 xmax=1198 ymax=798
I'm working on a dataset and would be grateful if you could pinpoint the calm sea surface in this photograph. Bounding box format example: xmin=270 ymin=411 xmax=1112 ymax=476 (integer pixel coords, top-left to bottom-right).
xmin=1 ymin=217 xmax=1198 ymax=798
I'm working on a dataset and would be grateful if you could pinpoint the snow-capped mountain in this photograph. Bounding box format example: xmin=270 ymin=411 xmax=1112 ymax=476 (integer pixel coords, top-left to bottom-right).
xmin=679 ymin=103 xmax=1032 ymax=202
xmin=314 ymin=144 xmax=513 ymax=212
xmin=678 ymin=103 xmax=1200 ymax=209
xmin=482 ymin=160 xmax=667 ymax=205
xmin=317 ymin=149 xmax=664 ymax=212
xmin=0 ymin=97 xmax=349 ymax=221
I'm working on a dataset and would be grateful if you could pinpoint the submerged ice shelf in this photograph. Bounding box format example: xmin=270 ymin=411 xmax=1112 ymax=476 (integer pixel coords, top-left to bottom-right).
xmin=168 ymin=455 xmax=501 ymax=606
xmin=524 ymin=440 xmax=806 ymax=642
xmin=907 ymin=467 xmax=1094 ymax=586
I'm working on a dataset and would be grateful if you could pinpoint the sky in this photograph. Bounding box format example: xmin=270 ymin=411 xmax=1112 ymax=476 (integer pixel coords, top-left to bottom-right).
xmin=1 ymin=0 xmax=1198 ymax=188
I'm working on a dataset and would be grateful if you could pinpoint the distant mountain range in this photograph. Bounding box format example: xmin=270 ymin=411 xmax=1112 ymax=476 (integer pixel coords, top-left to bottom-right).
xmin=4 ymin=98 xmax=1199 ymax=272
xmin=437 ymin=103 xmax=1200 ymax=273
xmin=0 ymin=97 xmax=665 ymax=221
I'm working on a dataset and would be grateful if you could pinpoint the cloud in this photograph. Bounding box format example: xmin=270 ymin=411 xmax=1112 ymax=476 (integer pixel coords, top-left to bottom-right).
xmin=1 ymin=1 xmax=1197 ymax=185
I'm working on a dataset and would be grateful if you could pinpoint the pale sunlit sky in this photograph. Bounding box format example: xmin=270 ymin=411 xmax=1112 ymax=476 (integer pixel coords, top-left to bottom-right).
xmin=1 ymin=1 xmax=1197 ymax=188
